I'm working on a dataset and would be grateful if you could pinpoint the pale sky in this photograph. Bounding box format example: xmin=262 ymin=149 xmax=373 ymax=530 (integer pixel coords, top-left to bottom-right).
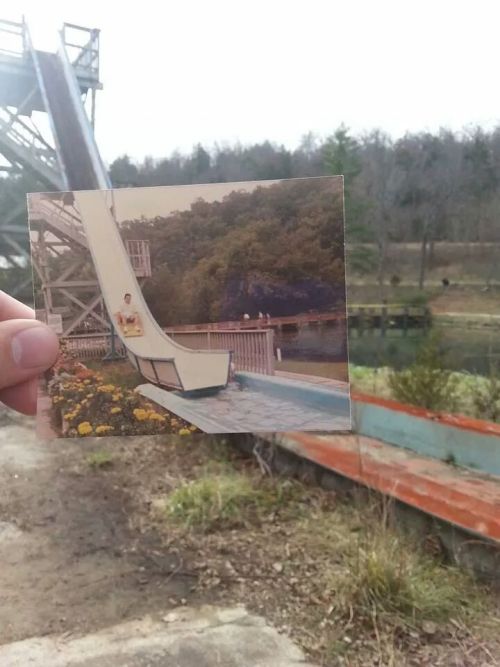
xmin=5 ymin=0 xmax=500 ymax=166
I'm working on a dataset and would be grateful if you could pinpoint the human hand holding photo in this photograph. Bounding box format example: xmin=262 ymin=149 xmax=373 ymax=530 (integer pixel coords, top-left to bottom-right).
xmin=0 ymin=291 xmax=59 ymax=415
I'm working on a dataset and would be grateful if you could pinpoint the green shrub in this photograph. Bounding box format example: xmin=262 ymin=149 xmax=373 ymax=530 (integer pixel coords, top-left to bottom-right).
xmin=388 ymin=332 xmax=459 ymax=411
xmin=472 ymin=366 xmax=500 ymax=423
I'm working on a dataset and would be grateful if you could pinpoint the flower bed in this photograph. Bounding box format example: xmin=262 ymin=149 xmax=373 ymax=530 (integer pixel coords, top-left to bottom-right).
xmin=47 ymin=344 xmax=199 ymax=438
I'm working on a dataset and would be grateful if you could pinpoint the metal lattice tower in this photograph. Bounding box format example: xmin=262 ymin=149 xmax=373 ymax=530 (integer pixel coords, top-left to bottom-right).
xmin=0 ymin=18 xmax=150 ymax=342
xmin=0 ymin=18 xmax=102 ymax=302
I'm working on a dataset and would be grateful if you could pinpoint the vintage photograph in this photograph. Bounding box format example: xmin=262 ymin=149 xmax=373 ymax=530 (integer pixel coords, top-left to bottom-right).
xmin=28 ymin=177 xmax=350 ymax=437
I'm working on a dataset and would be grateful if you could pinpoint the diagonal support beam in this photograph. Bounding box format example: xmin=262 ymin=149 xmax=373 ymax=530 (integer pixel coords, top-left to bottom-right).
xmin=60 ymin=288 xmax=109 ymax=335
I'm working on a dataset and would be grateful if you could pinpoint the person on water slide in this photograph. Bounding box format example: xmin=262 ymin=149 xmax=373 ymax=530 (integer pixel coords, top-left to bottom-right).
xmin=116 ymin=293 xmax=140 ymax=333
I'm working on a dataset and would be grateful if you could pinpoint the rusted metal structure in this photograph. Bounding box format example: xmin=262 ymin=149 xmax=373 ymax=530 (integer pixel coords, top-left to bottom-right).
xmin=0 ymin=17 xmax=151 ymax=337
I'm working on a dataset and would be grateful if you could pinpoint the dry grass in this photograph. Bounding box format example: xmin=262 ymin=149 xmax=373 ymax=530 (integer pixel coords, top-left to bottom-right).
xmin=108 ymin=434 xmax=500 ymax=666
xmin=150 ymin=450 xmax=498 ymax=665
xmin=164 ymin=468 xmax=308 ymax=533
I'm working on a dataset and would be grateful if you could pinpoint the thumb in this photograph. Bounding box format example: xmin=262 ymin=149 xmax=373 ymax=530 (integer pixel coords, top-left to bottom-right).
xmin=0 ymin=319 xmax=59 ymax=391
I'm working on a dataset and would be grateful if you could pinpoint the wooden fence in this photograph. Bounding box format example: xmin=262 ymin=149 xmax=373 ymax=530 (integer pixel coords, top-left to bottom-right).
xmin=64 ymin=328 xmax=275 ymax=375
xmin=64 ymin=333 xmax=125 ymax=359
xmin=165 ymin=329 xmax=275 ymax=376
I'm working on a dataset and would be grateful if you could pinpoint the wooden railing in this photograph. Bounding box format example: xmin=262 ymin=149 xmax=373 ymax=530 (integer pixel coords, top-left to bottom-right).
xmin=64 ymin=333 xmax=125 ymax=359
xmin=64 ymin=328 xmax=275 ymax=376
xmin=165 ymin=329 xmax=275 ymax=375
xmin=167 ymin=311 xmax=345 ymax=332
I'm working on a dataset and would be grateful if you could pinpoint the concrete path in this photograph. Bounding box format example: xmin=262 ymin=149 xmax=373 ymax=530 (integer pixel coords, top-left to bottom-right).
xmin=0 ymin=606 xmax=316 ymax=667
xmin=138 ymin=376 xmax=350 ymax=434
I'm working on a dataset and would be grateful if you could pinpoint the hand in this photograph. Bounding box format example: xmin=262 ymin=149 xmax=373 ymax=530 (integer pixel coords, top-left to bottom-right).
xmin=0 ymin=291 xmax=59 ymax=415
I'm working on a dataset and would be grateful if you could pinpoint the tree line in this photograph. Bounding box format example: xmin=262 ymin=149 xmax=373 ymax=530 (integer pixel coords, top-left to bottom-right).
xmin=120 ymin=178 xmax=345 ymax=325
xmin=109 ymin=125 xmax=500 ymax=287
xmin=2 ymin=124 xmax=500 ymax=293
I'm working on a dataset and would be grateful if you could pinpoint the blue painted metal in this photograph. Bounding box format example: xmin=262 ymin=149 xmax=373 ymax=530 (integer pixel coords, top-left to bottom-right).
xmin=236 ymin=371 xmax=351 ymax=420
xmin=352 ymin=400 xmax=500 ymax=476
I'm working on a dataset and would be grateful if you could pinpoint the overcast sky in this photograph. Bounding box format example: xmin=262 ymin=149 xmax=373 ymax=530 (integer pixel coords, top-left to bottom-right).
xmin=6 ymin=0 xmax=500 ymax=165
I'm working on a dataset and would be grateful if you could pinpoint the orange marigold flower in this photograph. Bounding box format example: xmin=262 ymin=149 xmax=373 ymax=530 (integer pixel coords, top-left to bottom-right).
xmin=77 ymin=422 xmax=93 ymax=436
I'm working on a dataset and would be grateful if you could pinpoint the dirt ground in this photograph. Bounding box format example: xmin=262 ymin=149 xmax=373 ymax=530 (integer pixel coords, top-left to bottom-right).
xmin=1 ymin=407 xmax=499 ymax=666
xmin=0 ymin=410 xmax=198 ymax=645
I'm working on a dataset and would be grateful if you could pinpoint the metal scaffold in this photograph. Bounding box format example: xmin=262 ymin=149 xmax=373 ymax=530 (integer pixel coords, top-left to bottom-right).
xmin=0 ymin=17 xmax=151 ymax=343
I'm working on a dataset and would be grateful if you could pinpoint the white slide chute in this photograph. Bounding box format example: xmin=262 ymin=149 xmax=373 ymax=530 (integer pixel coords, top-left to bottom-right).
xmin=73 ymin=190 xmax=231 ymax=392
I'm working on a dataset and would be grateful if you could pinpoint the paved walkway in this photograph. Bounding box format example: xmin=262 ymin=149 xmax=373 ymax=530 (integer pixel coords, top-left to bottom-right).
xmin=0 ymin=606 xmax=316 ymax=667
xmin=139 ymin=380 xmax=350 ymax=433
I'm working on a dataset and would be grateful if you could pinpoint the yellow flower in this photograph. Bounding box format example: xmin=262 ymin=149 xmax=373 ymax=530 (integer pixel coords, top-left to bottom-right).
xmin=77 ymin=422 xmax=93 ymax=436
xmin=148 ymin=412 xmax=165 ymax=422
xmin=83 ymin=379 xmax=91 ymax=385
xmin=112 ymin=393 xmax=123 ymax=402
xmin=97 ymin=384 xmax=115 ymax=393
xmin=133 ymin=408 xmax=148 ymax=421
xmin=178 ymin=428 xmax=191 ymax=435
xmin=95 ymin=425 xmax=114 ymax=434
xmin=189 ymin=425 xmax=197 ymax=431
xmin=110 ymin=407 xmax=122 ymax=414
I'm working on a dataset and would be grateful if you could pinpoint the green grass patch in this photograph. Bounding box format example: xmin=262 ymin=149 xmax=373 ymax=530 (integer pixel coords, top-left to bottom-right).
xmin=86 ymin=360 xmax=144 ymax=390
xmin=164 ymin=471 xmax=306 ymax=533
xmin=86 ymin=451 xmax=113 ymax=469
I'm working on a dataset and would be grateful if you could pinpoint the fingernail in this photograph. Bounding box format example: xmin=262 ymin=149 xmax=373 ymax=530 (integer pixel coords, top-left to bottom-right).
xmin=11 ymin=325 xmax=58 ymax=369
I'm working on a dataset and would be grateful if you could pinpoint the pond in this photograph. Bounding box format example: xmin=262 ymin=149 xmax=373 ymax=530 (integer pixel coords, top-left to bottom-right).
xmin=277 ymin=325 xmax=500 ymax=377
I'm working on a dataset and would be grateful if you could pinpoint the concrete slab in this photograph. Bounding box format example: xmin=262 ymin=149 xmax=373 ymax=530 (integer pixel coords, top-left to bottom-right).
xmin=0 ymin=606 xmax=317 ymax=667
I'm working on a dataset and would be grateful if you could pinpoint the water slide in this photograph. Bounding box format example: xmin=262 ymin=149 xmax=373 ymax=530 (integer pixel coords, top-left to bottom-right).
xmin=30 ymin=37 xmax=110 ymax=191
xmin=32 ymin=32 xmax=231 ymax=392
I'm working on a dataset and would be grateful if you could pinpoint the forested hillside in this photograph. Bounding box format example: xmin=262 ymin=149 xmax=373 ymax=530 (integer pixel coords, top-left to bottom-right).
xmin=120 ymin=178 xmax=345 ymax=325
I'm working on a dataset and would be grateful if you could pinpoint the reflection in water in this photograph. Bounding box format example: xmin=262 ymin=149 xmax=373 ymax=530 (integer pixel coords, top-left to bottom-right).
xmin=278 ymin=325 xmax=500 ymax=377
xmin=348 ymin=327 xmax=500 ymax=376
xmin=276 ymin=324 xmax=347 ymax=362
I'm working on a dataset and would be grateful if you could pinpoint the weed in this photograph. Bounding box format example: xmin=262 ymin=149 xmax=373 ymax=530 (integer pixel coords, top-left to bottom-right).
xmin=164 ymin=471 xmax=305 ymax=533
xmin=388 ymin=332 xmax=459 ymax=411
xmin=86 ymin=451 xmax=113 ymax=469
xmin=330 ymin=527 xmax=482 ymax=628
xmin=444 ymin=453 xmax=457 ymax=466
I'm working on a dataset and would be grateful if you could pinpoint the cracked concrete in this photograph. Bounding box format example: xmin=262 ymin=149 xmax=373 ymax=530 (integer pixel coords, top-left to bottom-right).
xmin=0 ymin=605 xmax=317 ymax=667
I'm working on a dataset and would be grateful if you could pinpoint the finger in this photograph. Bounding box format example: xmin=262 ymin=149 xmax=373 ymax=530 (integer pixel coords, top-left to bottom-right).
xmin=0 ymin=378 xmax=37 ymax=416
xmin=0 ymin=290 xmax=34 ymax=321
xmin=0 ymin=319 xmax=59 ymax=391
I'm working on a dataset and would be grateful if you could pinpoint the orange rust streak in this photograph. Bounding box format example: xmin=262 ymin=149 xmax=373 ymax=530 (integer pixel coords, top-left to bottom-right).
xmin=287 ymin=433 xmax=500 ymax=542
